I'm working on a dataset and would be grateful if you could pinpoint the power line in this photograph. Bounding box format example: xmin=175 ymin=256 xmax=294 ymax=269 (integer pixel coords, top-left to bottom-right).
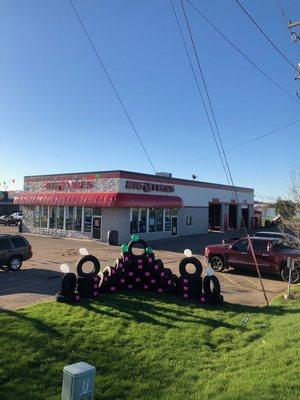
xmin=235 ymin=0 xmax=297 ymax=71
xmin=174 ymin=116 xmax=300 ymax=167
xmin=181 ymin=0 xmax=241 ymax=198
xmin=186 ymin=0 xmax=298 ymax=103
xmin=177 ymin=0 xmax=269 ymax=304
xmin=169 ymin=0 xmax=231 ymax=184
xmin=67 ymin=0 xmax=156 ymax=173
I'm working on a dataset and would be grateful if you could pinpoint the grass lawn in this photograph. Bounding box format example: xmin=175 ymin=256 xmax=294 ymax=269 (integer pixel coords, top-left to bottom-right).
xmin=0 ymin=289 xmax=299 ymax=400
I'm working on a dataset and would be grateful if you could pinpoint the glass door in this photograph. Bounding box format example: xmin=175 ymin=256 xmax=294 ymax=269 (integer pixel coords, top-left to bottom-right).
xmin=92 ymin=216 xmax=102 ymax=239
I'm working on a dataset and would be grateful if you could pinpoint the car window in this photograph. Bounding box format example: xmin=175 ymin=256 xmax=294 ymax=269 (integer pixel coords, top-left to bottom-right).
xmin=11 ymin=237 xmax=27 ymax=248
xmin=0 ymin=239 xmax=12 ymax=251
xmin=251 ymin=240 xmax=268 ymax=253
xmin=231 ymin=239 xmax=248 ymax=252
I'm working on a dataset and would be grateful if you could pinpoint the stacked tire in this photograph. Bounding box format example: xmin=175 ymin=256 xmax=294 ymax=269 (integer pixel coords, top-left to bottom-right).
xmin=55 ymin=273 xmax=81 ymax=304
xmin=56 ymin=255 xmax=101 ymax=303
xmin=99 ymin=239 xmax=180 ymax=295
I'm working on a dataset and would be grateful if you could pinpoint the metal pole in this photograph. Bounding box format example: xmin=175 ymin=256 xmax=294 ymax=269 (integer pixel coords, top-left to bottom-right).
xmin=247 ymin=235 xmax=269 ymax=305
xmin=284 ymin=257 xmax=295 ymax=300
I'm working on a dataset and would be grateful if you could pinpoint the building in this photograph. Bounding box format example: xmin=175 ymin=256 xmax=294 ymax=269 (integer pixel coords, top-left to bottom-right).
xmin=14 ymin=170 xmax=254 ymax=244
xmin=254 ymin=202 xmax=277 ymax=221
xmin=0 ymin=191 xmax=20 ymax=216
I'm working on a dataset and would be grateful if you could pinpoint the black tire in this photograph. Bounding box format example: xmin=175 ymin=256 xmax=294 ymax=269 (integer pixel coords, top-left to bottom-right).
xmin=128 ymin=239 xmax=148 ymax=261
xmin=281 ymin=266 xmax=300 ymax=284
xmin=61 ymin=273 xmax=77 ymax=296
xmin=209 ymin=255 xmax=225 ymax=272
xmin=172 ymin=273 xmax=180 ymax=287
xmin=55 ymin=292 xmax=80 ymax=303
xmin=179 ymin=257 xmax=203 ymax=281
xmin=77 ymin=275 xmax=100 ymax=285
xmin=7 ymin=257 xmax=22 ymax=271
xmin=76 ymin=255 xmax=100 ymax=277
xmin=164 ymin=268 xmax=173 ymax=279
xmin=203 ymin=275 xmax=221 ymax=297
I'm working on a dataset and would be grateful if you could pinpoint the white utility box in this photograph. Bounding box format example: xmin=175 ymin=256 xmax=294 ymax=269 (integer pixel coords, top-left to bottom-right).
xmin=61 ymin=362 xmax=96 ymax=400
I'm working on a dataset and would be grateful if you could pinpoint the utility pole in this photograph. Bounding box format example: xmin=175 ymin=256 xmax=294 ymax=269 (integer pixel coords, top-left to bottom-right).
xmin=287 ymin=20 xmax=300 ymax=81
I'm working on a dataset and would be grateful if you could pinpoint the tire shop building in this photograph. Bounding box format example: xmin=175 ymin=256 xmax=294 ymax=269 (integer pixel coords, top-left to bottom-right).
xmin=14 ymin=170 xmax=254 ymax=244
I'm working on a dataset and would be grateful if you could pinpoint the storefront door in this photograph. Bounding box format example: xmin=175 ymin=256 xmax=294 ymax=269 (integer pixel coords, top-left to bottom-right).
xmin=171 ymin=216 xmax=178 ymax=236
xmin=92 ymin=216 xmax=102 ymax=239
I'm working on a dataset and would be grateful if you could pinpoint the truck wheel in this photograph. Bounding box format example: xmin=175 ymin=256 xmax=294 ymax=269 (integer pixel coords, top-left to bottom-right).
xmin=281 ymin=266 xmax=300 ymax=284
xmin=209 ymin=256 xmax=225 ymax=272
xmin=8 ymin=257 xmax=22 ymax=271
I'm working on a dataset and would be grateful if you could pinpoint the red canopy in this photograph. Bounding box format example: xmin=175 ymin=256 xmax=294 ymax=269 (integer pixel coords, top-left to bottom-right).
xmin=14 ymin=192 xmax=183 ymax=208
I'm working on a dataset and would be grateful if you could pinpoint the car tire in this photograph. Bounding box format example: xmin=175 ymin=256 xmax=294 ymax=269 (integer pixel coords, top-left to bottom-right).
xmin=209 ymin=255 xmax=225 ymax=272
xmin=7 ymin=257 xmax=22 ymax=271
xmin=76 ymin=255 xmax=100 ymax=278
xmin=281 ymin=266 xmax=300 ymax=284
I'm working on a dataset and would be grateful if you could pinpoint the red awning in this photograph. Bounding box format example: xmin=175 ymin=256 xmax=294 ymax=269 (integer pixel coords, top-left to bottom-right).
xmin=14 ymin=192 xmax=183 ymax=208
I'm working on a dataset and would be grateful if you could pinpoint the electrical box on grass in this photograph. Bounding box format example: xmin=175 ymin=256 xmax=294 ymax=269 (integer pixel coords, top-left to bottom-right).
xmin=61 ymin=362 xmax=96 ymax=400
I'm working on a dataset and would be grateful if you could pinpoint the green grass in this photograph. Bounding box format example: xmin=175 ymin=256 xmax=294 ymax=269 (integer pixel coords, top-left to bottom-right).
xmin=0 ymin=290 xmax=300 ymax=400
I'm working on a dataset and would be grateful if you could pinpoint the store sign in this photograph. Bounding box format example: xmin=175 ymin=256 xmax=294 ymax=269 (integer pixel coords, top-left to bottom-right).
xmin=125 ymin=180 xmax=175 ymax=193
xmin=44 ymin=181 xmax=93 ymax=191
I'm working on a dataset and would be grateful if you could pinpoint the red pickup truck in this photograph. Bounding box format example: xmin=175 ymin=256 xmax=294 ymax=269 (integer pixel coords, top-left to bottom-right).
xmin=205 ymin=237 xmax=300 ymax=283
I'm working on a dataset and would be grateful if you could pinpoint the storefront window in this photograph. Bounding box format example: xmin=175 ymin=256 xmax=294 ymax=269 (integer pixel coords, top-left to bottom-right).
xmin=66 ymin=206 xmax=75 ymax=230
xmin=149 ymin=208 xmax=156 ymax=232
xmin=34 ymin=206 xmax=40 ymax=227
xmin=84 ymin=207 xmax=92 ymax=232
xmin=75 ymin=207 xmax=83 ymax=231
xmin=56 ymin=206 xmax=64 ymax=229
xmin=93 ymin=207 xmax=102 ymax=216
xmin=156 ymin=208 xmax=163 ymax=232
xmin=49 ymin=206 xmax=55 ymax=229
xmin=171 ymin=208 xmax=178 ymax=216
xmin=139 ymin=208 xmax=147 ymax=233
xmin=164 ymin=209 xmax=171 ymax=231
xmin=130 ymin=208 xmax=138 ymax=234
xmin=40 ymin=206 xmax=48 ymax=228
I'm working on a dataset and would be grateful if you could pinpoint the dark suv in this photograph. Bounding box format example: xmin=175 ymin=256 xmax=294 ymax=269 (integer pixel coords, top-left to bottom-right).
xmin=0 ymin=234 xmax=33 ymax=271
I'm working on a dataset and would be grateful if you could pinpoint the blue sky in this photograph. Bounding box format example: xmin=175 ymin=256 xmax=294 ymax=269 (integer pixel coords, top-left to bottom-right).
xmin=0 ymin=0 xmax=299 ymax=200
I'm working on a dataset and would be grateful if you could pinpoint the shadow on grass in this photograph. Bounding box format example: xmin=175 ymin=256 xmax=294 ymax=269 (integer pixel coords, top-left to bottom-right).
xmin=0 ymin=308 xmax=62 ymax=338
xmin=77 ymin=290 xmax=300 ymax=329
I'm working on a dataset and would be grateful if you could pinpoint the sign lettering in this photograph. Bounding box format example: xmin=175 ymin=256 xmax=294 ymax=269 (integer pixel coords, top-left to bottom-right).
xmin=44 ymin=181 xmax=93 ymax=191
xmin=125 ymin=181 xmax=175 ymax=193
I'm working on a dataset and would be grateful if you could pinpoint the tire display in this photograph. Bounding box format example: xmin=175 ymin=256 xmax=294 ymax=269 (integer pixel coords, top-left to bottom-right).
xmin=179 ymin=257 xmax=203 ymax=281
xmin=61 ymin=273 xmax=77 ymax=297
xmin=203 ymin=275 xmax=221 ymax=297
xmin=127 ymin=239 xmax=148 ymax=261
xmin=76 ymin=255 xmax=100 ymax=277
xmin=56 ymin=236 xmax=223 ymax=306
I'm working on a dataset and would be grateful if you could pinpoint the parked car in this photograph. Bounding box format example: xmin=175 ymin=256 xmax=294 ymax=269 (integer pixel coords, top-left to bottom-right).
xmin=0 ymin=234 xmax=32 ymax=271
xmin=205 ymin=236 xmax=300 ymax=283
xmin=0 ymin=215 xmax=10 ymax=225
xmin=0 ymin=215 xmax=16 ymax=226
xmin=0 ymin=212 xmax=22 ymax=226
xmin=254 ymin=231 xmax=300 ymax=248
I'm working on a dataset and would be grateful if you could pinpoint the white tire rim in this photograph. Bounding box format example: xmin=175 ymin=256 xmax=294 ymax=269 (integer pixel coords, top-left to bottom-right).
xmin=210 ymin=257 xmax=223 ymax=271
xmin=11 ymin=258 xmax=21 ymax=270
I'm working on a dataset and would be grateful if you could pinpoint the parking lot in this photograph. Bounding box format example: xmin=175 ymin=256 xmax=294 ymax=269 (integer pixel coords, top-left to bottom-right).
xmin=0 ymin=225 xmax=287 ymax=310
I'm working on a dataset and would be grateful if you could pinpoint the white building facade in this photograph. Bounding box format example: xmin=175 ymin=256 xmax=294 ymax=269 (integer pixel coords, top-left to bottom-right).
xmin=15 ymin=170 xmax=254 ymax=244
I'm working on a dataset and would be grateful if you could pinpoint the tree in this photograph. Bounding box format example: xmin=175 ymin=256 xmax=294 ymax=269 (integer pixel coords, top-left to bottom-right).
xmin=275 ymin=200 xmax=296 ymax=219
xmin=278 ymin=170 xmax=300 ymax=242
